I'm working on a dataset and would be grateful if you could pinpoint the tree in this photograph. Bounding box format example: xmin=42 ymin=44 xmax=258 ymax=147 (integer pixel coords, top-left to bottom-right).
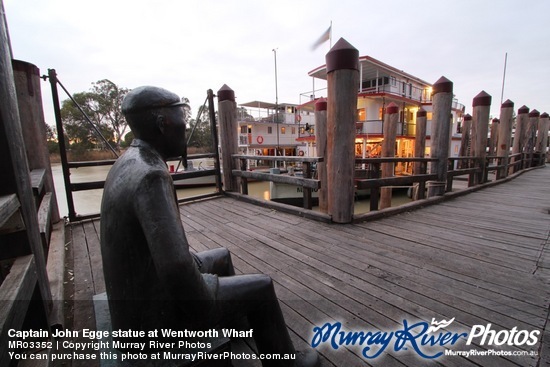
xmin=45 ymin=124 xmax=59 ymax=154
xmin=89 ymin=80 xmax=129 ymax=149
xmin=186 ymin=105 xmax=214 ymax=150
xmin=60 ymin=80 xmax=128 ymax=151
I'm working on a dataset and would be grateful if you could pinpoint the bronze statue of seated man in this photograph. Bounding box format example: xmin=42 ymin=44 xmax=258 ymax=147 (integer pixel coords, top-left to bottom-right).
xmin=100 ymin=86 xmax=319 ymax=367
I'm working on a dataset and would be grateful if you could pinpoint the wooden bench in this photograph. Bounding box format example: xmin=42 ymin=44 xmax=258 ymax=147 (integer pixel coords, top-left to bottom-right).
xmin=93 ymin=293 xmax=231 ymax=367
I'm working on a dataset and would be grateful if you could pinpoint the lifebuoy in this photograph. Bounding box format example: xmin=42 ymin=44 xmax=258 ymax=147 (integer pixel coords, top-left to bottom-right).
xmin=298 ymin=150 xmax=304 ymax=156
xmin=257 ymin=135 xmax=264 ymax=144
xmin=296 ymin=114 xmax=302 ymax=123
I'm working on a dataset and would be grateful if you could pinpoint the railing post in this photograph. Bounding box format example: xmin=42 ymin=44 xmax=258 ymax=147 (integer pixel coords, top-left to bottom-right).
xmin=314 ymin=98 xmax=328 ymax=213
xmin=239 ymin=158 xmax=248 ymax=195
xmin=470 ymin=91 xmax=492 ymax=185
xmin=446 ymin=159 xmax=454 ymax=192
xmin=413 ymin=108 xmax=427 ymax=200
xmin=512 ymin=105 xmax=529 ymax=169
xmin=417 ymin=161 xmax=427 ymax=200
xmin=303 ymin=161 xmax=312 ymax=209
xmin=468 ymin=158 xmax=476 ymax=187
xmin=525 ymin=109 xmax=539 ymax=168
xmin=207 ymin=89 xmax=223 ymax=192
xmin=217 ymin=84 xmax=238 ymax=192
xmin=488 ymin=118 xmax=499 ymax=156
xmin=48 ymin=69 xmax=77 ymax=221
xmin=369 ymin=163 xmax=381 ymax=211
xmin=459 ymin=114 xmax=472 ymax=169
xmin=380 ymin=103 xmax=399 ymax=209
xmin=496 ymin=99 xmax=514 ymax=178
xmin=427 ymin=76 xmax=453 ymax=198
xmin=536 ymin=112 xmax=549 ymax=165
xmin=326 ymin=38 xmax=359 ymax=223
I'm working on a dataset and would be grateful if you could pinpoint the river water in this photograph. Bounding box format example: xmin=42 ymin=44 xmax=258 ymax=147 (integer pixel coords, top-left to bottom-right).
xmin=51 ymin=163 xmax=412 ymax=218
xmin=51 ymin=163 xmax=271 ymax=218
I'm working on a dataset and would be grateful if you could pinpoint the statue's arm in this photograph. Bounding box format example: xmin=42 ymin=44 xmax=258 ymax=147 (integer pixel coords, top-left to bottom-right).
xmin=134 ymin=170 xmax=215 ymax=317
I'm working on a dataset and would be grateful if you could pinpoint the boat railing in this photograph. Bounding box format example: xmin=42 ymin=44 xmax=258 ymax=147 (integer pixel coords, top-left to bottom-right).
xmin=357 ymin=120 xmax=416 ymax=136
xmin=359 ymin=82 xmax=424 ymax=102
xmin=231 ymin=154 xmax=322 ymax=212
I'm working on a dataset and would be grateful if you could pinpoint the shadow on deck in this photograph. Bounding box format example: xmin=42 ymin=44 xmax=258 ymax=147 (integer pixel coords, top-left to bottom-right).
xmin=66 ymin=167 xmax=550 ymax=367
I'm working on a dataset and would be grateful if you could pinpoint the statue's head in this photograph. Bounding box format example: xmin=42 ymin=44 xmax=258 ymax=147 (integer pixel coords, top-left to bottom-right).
xmin=122 ymin=86 xmax=188 ymax=159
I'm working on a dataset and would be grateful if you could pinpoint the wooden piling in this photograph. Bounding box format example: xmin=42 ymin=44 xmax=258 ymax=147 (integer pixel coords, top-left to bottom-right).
xmin=217 ymin=84 xmax=238 ymax=192
xmin=12 ymin=60 xmax=60 ymax=223
xmin=427 ymin=76 xmax=453 ymax=197
xmin=326 ymin=38 xmax=359 ymax=223
xmin=379 ymin=103 xmax=399 ymax=209
xmin=536 ymin=112 xmax=549 ymax=164
xmin=524 ymin=109 xmax=539 ymax=167
xmin=470 ymin=91 xmax=492 ymax=185
xmin=496 ymin=99 xmax=514 ymax=178
xmin=314 ymin=98 xmax=328 ymax=213
xmin=512 ymin=105 xmax=529 ymax=156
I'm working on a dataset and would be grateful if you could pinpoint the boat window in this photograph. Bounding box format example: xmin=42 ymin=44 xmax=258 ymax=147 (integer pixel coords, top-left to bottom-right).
xmin=357 ymin=108 xmax=366 ymax=122
xmin=281 ymin=127 xmax=286 ymax=134
xmin=268 ymin=126 xmax=273 ymax=134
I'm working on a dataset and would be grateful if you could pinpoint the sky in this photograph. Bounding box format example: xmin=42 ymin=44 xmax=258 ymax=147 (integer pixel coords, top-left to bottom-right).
xmin=4 ymin=0 xmax=550 ymax=124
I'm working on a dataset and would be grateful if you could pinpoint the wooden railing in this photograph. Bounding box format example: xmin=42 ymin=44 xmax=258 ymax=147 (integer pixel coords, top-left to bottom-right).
xmin=230 ymin=151 xmax=546 ymax=217
xmin=62 ymin=153 xmax=222 ymax=222
xmin=354 ymin=157 xmax=438 ymax=211
xmin=57 ymin=89 xmax=223 ymax=222
xmin=232 ymin=155 xmax=322 ymax=210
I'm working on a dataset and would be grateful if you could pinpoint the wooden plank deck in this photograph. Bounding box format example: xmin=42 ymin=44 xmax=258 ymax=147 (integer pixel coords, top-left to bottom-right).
xmin=66 ymin=167 xmax=550 ymax=367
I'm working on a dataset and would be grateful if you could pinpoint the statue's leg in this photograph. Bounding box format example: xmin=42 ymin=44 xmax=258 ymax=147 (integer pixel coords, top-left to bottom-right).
xmin=217 ymin=274 xmax=319 ymax=367
xmin=193 ymin=248 xmax=235 ymax=276
xmin=217 ymin=274 xmax=294 ymax=366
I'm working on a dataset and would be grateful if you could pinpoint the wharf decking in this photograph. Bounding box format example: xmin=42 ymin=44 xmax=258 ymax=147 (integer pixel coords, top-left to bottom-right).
xmin=67 ymin=167 xmax=550 ymax=367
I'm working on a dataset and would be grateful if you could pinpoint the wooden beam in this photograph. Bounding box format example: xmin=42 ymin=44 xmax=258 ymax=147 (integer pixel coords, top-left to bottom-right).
xmin=356 ymin=174 xmax=438 ymax=190
xmin=37 ymin=192 xmax=52 ymax=250
xmin=0 ymin=255 xmax=37 ymax=367
xmin=232 ymin=170 xmax=321 ymax=190
xmin=232 ymin=154 xmax=323 ymax=164
xmin=46 ymin=222 xmax=65 ymax=331
xmin=30 ymin=168 xmax=45 ymax=196
xmin=0 ymin=193 xmax=19 ymax=228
